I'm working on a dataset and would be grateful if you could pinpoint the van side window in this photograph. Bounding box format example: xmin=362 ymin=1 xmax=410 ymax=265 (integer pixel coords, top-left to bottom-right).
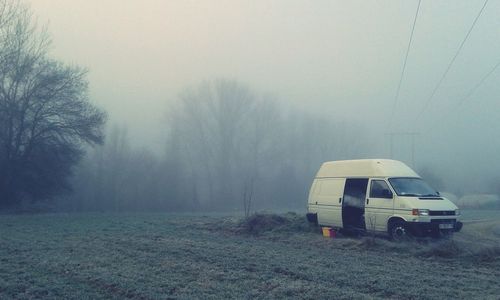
xmin=317 ymin=179 xmax=344 ymax=196
xmin=370 ymin=180 xmax=393 ymax=199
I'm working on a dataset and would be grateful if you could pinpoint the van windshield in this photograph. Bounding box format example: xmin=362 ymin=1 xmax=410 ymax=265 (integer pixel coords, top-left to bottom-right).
xmin=388 ymin=178 xmax=440 ymax=198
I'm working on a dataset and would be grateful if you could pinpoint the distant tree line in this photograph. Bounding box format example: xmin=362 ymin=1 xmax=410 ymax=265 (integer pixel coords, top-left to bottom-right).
xmin=65 ymin=79 xmax=372 ymax=213
xmin=1 ymin=0 xmax=375 ymax=213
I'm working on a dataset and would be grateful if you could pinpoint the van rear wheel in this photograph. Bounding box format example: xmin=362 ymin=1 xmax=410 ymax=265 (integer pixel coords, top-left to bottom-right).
xmin=389 ymin=221 xmax=411 ymax=241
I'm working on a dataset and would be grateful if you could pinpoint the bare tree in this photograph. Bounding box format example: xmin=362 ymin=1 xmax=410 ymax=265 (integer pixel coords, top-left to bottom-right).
xmin=240 ymin=97 xmax=282 ymax=216
xmin=0 ymin=1 xmax=106 ymax=207
xmin=167 ymin=79 xmax=256 ymax=210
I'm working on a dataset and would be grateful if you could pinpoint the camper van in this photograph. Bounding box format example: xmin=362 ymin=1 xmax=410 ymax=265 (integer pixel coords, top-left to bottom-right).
xmin=306 ymin=159 xmax=462 ymax=239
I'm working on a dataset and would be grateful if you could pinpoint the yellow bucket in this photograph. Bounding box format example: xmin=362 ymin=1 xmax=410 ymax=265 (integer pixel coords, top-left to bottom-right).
xmin=322 ymin=227 xmax=332 ymax=237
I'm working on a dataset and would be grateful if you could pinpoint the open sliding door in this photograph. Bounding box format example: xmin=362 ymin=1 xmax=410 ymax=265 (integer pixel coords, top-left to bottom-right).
xmin=342 ymin=178 xmax=369 ymax=231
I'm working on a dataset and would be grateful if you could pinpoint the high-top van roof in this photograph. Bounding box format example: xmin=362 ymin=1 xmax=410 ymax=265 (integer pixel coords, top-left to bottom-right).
xmin=315 ymin=159 xmax=419 ymax=178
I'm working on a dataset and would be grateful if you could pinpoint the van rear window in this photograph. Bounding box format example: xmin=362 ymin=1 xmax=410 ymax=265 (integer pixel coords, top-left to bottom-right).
xmin=388 ymin=178 xmax=440 ymax=198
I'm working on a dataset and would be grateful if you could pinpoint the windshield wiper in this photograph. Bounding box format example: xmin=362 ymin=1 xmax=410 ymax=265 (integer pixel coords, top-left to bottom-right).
xmin=420 ymin=194 xmax=439 ymax=197
xmin=399 ymin=193 xmax=420 ymax=197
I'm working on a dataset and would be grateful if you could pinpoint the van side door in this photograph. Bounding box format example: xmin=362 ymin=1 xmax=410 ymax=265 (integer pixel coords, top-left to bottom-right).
xmin=342 ymin=178 xmax=369 ymax=231
xmin=365 ymin=179 xmax=394 ymax=232
xmin=313 ymin=178 xmax=345 ymax=228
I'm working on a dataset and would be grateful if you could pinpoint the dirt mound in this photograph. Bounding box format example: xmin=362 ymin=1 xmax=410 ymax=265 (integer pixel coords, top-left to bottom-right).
xmin=417 ymin=242 xmax=500 ymax=262
xmin=416 ymin=240 xmax=463 ymax=258
xmin=341 ymin=236 xmax=500 ymax=262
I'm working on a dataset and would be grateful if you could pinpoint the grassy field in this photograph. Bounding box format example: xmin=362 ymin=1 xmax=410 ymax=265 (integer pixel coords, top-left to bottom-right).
xmin=1 ymin=211 xmax=499 ymax=299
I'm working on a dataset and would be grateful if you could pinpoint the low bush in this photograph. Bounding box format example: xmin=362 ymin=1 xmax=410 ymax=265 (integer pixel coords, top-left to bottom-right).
xmin=236 ymin=213 xmax=288 ymax=235
xmin=235 ymin=212 xmax=317 ymax=235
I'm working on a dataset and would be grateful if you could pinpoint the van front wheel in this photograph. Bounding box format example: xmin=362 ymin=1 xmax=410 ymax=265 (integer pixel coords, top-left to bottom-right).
xmin=389 ymin=221 xmax=411 ymax=241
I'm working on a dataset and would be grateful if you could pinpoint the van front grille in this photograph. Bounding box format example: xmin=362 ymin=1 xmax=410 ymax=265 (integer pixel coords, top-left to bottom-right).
xmin=429 ymin=210 xmax=455 ymax=216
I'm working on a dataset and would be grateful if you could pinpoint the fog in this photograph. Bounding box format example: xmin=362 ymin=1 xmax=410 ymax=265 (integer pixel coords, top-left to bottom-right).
xmin=22 ymin=0 xmax=500 ymax=210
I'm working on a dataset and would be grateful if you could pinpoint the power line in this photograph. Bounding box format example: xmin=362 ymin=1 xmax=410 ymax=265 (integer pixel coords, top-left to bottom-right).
xmin=388 ymin=0 xmax=421 ymax=128
xmin=423 ymin=59 xmax=500 ymax=134
xmin=414 ymin=0 xmax=489 ymax=123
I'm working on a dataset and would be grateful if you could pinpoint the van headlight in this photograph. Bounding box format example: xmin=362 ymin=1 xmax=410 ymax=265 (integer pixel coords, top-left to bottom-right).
xmin=418 ymin=209 xmax=429 ymax=216
xmin=412 ymin=209 xmax=429 ymax=216
xmin=455 ymin=209 xmax=460 ymax=216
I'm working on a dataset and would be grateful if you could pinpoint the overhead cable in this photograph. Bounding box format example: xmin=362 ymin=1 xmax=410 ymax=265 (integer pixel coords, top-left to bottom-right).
xmin=424 ymin=59 xmax=500 ymax=134
xmin=414 ymin=0 xmax=489 ymax=123
xmin=388 ymin=0 xmax=422 ymax=128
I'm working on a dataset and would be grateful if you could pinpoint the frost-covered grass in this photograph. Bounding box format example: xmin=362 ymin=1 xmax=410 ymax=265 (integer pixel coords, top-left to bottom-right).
xmin=1 ymin=212 xmax=499 ymax=299
xmin=461 ymin=209 xmax=500 ymax=221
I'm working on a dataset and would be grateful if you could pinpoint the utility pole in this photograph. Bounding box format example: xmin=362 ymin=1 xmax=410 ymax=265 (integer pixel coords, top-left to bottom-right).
xmin=386 ymin=132 xmax=420 ymax=168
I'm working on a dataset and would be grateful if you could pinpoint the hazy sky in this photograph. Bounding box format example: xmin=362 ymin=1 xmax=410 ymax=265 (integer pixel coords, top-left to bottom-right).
xmin=29 ymin=0 xmax=500 ymax=182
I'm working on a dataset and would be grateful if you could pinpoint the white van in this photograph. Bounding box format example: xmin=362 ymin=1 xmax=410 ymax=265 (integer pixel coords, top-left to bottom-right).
xmin=306 ymin=159 xmax=462 ymax=239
